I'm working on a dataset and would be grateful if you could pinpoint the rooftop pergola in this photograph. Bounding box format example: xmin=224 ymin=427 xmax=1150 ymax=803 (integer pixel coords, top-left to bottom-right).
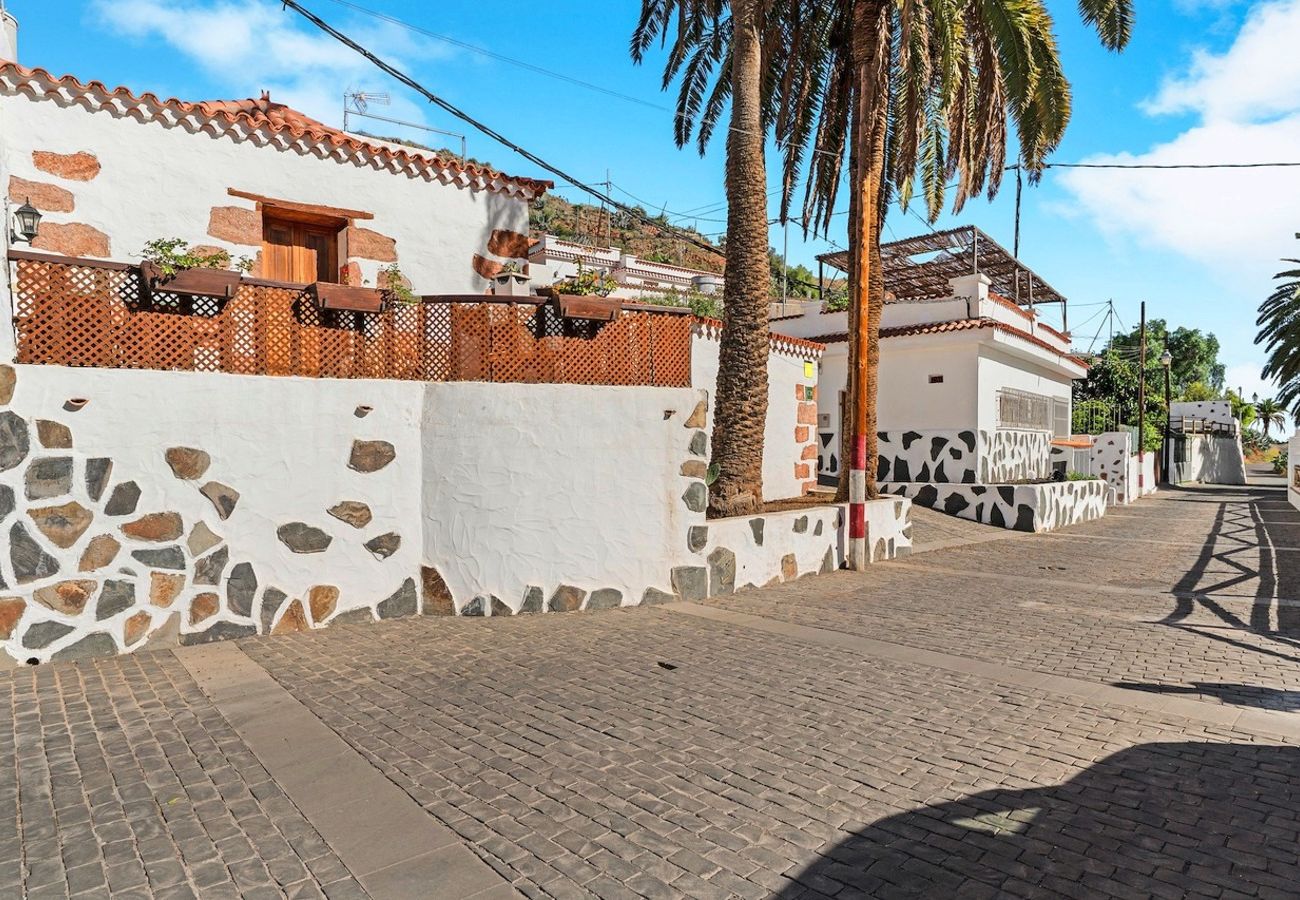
xmin=817 ymin=225 xmax=1068 ymax=323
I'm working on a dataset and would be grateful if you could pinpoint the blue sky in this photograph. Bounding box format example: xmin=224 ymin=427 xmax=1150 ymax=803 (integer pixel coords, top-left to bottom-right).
xmin=11 ymin=0 xmax=1300 ymax=416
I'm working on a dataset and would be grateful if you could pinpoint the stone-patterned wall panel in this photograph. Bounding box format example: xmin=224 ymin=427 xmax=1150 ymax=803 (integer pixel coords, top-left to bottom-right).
xmin=1089 ymin=431 xmax=1132 ymax=504
xmin=980 ymin=430 xmax=1051 ymax=483
xmin=880 ymin=480 xmax=1106 ymax=533
xmin=876 ymin=430 xmax=980 ymax=484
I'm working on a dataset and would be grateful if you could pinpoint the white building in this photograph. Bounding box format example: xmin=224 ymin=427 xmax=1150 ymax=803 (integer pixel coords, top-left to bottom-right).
xmin=528 ymin=234 xmax=724 ymax=301
xmin=777 ymin=228 xmax=1089 ymax=487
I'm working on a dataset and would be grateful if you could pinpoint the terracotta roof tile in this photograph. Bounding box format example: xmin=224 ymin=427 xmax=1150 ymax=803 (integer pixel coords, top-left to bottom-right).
xmin=694 ymin=317 xmax=826 ymax=357
xmin=0 ymin=65 xmax=551 ymax=199
xmin=800 ymin=317 xmax=1089 ymax=369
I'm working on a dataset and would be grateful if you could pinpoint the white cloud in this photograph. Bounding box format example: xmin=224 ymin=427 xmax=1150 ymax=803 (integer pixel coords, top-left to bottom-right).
xmin=91 ymin=0 xmax=450 ymax=130
xmin=1059 ymin=0 xmax=1300 ymax=283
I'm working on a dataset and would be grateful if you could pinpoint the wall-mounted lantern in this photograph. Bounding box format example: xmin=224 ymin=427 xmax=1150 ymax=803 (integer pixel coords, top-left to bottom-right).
xmin=11 ymin=198 xmax=41 ymax=244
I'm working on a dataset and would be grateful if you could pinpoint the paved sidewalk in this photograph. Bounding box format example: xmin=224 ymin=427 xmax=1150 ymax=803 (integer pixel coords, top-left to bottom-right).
xmin=5 ymin=481 xmax=1300 ymax=898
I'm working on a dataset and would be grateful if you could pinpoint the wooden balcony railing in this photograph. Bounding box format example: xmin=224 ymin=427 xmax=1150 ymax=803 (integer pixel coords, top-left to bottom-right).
xmin=10 ymin=250 xmax=692 ymax=387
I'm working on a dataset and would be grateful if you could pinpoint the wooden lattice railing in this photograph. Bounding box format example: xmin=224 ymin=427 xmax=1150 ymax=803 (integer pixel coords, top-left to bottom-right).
xmin=10 ymin=251 xmax=692 ymax=387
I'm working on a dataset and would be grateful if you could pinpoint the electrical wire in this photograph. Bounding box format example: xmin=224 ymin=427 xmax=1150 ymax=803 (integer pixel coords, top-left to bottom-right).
xmin=279 ymin=0 xmax=728 ymax=258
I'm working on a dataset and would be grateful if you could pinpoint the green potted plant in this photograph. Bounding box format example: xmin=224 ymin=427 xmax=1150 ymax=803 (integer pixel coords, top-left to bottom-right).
xmin=540 ymin=262 xmax=621 ymax=321
xmin=139 ymin=239 xmax=251 ymax=300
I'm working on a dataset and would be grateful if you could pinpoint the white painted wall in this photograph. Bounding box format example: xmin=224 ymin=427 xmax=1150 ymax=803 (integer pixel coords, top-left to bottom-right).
xmin=1289 ymin=432 xmax=1300 ymax=511
xmin=421 ymin=382 xmax=698 ymax=607
xmin=0 ymin=91 xmax=528 ymax=298
xmin=976 ymin=345 xmax=1073 ymax=435
xmin=1172 ymin=434 xmax=1247 ymax=485
xmin=691 ymin=333 xmax=820 ymax=499
xmin=1171 ymin=400 xmax=1238 ymax=433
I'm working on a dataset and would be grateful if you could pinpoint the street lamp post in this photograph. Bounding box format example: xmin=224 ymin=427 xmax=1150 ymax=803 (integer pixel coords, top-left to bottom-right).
xmin=1160 ymin=347 xmax=1172 ymax=483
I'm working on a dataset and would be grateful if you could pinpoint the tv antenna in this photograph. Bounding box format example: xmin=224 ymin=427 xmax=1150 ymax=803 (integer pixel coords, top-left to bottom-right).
xmin=342 ymin=90 xmax=468 ymax=161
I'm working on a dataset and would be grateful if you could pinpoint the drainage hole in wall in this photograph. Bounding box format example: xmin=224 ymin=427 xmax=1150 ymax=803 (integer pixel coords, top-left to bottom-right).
xmin=657 ymin=661 xmax=678 ymax=670
xmin=25 ymin=658 xmax=39 ymax=666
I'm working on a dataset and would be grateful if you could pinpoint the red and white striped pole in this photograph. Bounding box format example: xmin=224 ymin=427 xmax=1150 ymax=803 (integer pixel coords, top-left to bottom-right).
xmin=848 ymin=434 xmax=868 ymax=569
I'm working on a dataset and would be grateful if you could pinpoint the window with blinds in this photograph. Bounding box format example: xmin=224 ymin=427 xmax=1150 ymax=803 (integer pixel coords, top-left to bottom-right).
xmin=996 ymin=388 xmax=1053 ymax=431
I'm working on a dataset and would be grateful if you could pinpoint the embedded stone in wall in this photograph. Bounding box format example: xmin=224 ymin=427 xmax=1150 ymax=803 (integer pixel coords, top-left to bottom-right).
xmin=11 ymin=522 xmax=59 ymax=584
xmin=132 ymin=546 xmax=186 ymax=570
xmin=344 ymin=225 xmax=398 ymax=262
xmin=194 ymin=547 xmax=229 ymax=586
xmin=273 ymin=600 xmax=310 ymax=634
xmin=122 ymin=512 xmax=184 ymax=542
xmin=681 ymin=483 xmax=707 ymax=513
xmin=53 ymin=633 xmax=119 ymax=661
xmin=260 ymin=589 xmax=289 ymax=634
xmin=548 ymin=585 xmax=586 ymax=613
xmin=489 ymin=597 xmax=512 ymax=617
xmin=680 ymin=460 xmax=707 ymax=479
xmin=331 ymin=608 xmax=375 ymax=625
xmin=207 ymin=206 xmax=262 ymax=245
xmin=707 ymin=548 xmax=736 ymax=596
xmin=687 ymin=526 xmax=708 ymax=553
xmin=0 ymin=365 xmax=14 ymax=405
xmin=0 ymin=598 xmax=25 ymax=639
xmin=797 ymin=403 xmax=817 ymax=425
xmin=165 ymin=447 xmax=211 ymax=481
xmin=486 ymin=228 xmax=531 ymax=259
xmin=34 ymin=580 xmax=97 ymax=616
xmin=587 ymin=589 xmax=622 ymax=611
xmin=750 ymin=516 xmax=766 ymax=546
xmin=814 ymin=519 xmax=824 ymax=537
xmin=795 ymin=425 xmax=810 ymax=443
xmin=363 ymin=533 xmax=400 ymax=560
xmin=670 ymin=566 xmax=707 ymax=602
xmin=187 ymin=522 xmax=222 ymax=557
xmin=688 ymin=431 xmax=708 ymax=457
xmin=684 ymin=399 xmax=708 ymax=429
xmin=641 ymin=588 xmax=675 ymax=606
xmin=33 ymin=150 xmax=101 ymax=181
xmin=460 ymin=596 xmax=485 ymax=616
xmin=25 ymin=457 xmax=73 ymax=500
xmin=123 ymin=611 xmax=152 ymax=646
xmin=278 ymin=523 xmax=332 ymax=554
xmin=820 ymin=547 xmax=836 ymax=574
xmin=327 ymin=501 xmax=372 ymax=529
xmin=420 ymin=566 xmax=454 ymax=616
xmin=472 ymin=254 xmax=503 ymax=281
xmin=227 ymin=563 xmax=257 ymax=617
xmin=378 ymin=579 xmax=418 ymax=619
xmin=149 ymin=573 xmax=185 ymax=608
xmin=308 ymin=586 xmax=339 ymax=623
xmin=801 ymin=445 xmax=817 ymax=461
xmin=179 ymin=621 xmax=257 ymax=647
xmin=519 ymin=586 xmax=543 ymax=614
xmin=23 ymin=620 xmax=74 ymax=649
xmin=95 ymin=580 xmax=136 ymax=620
xmin=780 ymin=554 xmax=797 ymax=581
xmin=28 ymin=500 xmax=93 ymax=549
xmin=35 ymin=420 xmax=72 ymax=449
xmin=0 ymin=485 xmax=11 ymax=522
xmin=85 ymin=459 xmax=112 ymax=502
xmin=104 ymin=481 xmax=141 ymax=516
xmin=348 ymin=440 xmax=396 ymax=473
xmin=32 ymin=222 xmax=111 ymax=258
xmin=199 ymin=482 xmax=239 ymax=520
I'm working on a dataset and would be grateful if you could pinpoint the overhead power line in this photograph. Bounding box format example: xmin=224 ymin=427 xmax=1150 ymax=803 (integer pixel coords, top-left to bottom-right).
xmin=1043 ymin=161 xmax=1300 ymax=170
xmin=280 ymin=0 xmax=726 ymax=258
xmin=318 ymin=0 xmax=672 ymax=112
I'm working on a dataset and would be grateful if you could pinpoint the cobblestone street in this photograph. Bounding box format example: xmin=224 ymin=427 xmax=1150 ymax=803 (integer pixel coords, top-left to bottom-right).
xmin=6 ymin=481 xmax=1300 ymax=898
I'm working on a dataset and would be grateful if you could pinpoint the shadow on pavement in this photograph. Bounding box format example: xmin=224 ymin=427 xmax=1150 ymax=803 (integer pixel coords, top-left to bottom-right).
xmin=776 ymin=742 xmax=1300 ymax=898
xmin=1111 ymin=680 xmax=1300 ymax=711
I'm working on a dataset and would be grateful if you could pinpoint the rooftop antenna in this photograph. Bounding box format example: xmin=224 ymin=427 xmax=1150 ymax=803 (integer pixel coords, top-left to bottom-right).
xmin=342 ymin=89 xmax=468 ymax=161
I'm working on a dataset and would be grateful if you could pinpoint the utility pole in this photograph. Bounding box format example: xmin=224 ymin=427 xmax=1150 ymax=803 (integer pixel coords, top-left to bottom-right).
xmin=603 ymin=169 xmax=612 ymax=247
xmin=781 ymin=218 xmax=790 ymax=312
xmin=1138 ymin=301 xmax=1147 ymax=493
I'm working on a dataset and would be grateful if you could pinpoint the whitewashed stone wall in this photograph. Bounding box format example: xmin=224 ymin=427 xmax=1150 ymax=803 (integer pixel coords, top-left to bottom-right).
xmin=1091 ymin=432 xmax=1133 ymax=503
xmin=1289 ymin=431 xmax=1300 ymax=512
xmin=876 ymin=429 xmax=1050 ymax=484
xmin=1170 ymin=400 xmax=1238 ymax=433
xmin=879 ymin=480 xmax=1107 ymax=532
xmin=0 ymin=364 xmax=911 ymax=663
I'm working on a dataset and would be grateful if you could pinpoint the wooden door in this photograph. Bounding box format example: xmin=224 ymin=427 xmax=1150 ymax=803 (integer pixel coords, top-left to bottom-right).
xmin=262 ymin=216 xmax=339 ymax=284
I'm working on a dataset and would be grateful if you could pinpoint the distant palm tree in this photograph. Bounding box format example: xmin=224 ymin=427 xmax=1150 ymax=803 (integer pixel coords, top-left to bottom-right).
xmin=1258 ymin=248 xmax=1300 ymax=420
xmin=1254 ymin=397 xmax=1286 ymax=441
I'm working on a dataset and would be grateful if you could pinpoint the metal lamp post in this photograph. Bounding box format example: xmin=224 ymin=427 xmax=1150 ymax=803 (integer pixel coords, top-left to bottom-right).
xmin=1160 ymin=348 xmax=1172 ymax=483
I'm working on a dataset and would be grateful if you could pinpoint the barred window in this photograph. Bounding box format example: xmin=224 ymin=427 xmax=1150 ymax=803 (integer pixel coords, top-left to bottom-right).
xmin=1052 ymin=397 xmax=1070 ymax=438
xmin=996 ymin=388 xmax=1053 ymax=431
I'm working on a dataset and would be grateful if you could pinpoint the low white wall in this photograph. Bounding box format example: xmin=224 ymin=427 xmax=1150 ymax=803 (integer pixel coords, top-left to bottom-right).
xmin=880 ymin=480 xmax=1107 ymax=532
xmin=1171 ymin=434 xmax=1247 ymax=486
xmin=1290 ymin=432 xmax=1300 ymax=511
xmin=691 ymin=331 xmax=820 ymax=499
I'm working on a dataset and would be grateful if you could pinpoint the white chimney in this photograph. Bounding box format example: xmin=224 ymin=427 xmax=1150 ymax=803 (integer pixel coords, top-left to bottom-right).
xmin=1 ymin=5 xmax=16 ymax=63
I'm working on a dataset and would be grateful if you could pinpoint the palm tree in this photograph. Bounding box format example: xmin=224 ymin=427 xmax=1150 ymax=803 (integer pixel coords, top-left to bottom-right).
xmin=1257 ymin=249 xmax=1300 ymax=419
xmin=1254 ymin=397 xmax=1285 ymax=442
xmin=632 ymin=0 xmax=775 ymax=517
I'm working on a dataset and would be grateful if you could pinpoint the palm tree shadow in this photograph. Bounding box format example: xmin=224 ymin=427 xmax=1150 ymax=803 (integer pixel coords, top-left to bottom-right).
xmin=1111 ymin=679 xmax=1300 ymax=711
xmin=776 ymin=742 xmax=1300 ymax=898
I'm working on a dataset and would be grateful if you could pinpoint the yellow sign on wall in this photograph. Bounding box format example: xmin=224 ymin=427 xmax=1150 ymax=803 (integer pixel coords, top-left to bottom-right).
xmin=803 ymin=360 xmax=815 ymax=379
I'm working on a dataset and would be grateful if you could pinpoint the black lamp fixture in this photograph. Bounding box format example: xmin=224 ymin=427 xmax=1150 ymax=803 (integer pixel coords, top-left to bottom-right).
xmin=12 ymin=198 xmax=41 ymax=243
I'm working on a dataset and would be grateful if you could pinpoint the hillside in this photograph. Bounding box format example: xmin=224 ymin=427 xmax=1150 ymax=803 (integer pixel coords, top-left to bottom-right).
xmin=529 ymin=194 xmax=726 ymax=274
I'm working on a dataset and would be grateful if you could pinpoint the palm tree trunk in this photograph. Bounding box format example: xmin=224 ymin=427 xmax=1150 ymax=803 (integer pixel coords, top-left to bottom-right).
xmin=846 ymin=0 xmax=889 ymax=566
xmin=708 ymin=0 xmax=770 ymax=518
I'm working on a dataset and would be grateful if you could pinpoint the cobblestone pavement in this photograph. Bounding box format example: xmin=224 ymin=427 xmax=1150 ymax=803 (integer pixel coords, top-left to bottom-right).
xmin=7 ymin=481 xmax=1300 ymax=899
